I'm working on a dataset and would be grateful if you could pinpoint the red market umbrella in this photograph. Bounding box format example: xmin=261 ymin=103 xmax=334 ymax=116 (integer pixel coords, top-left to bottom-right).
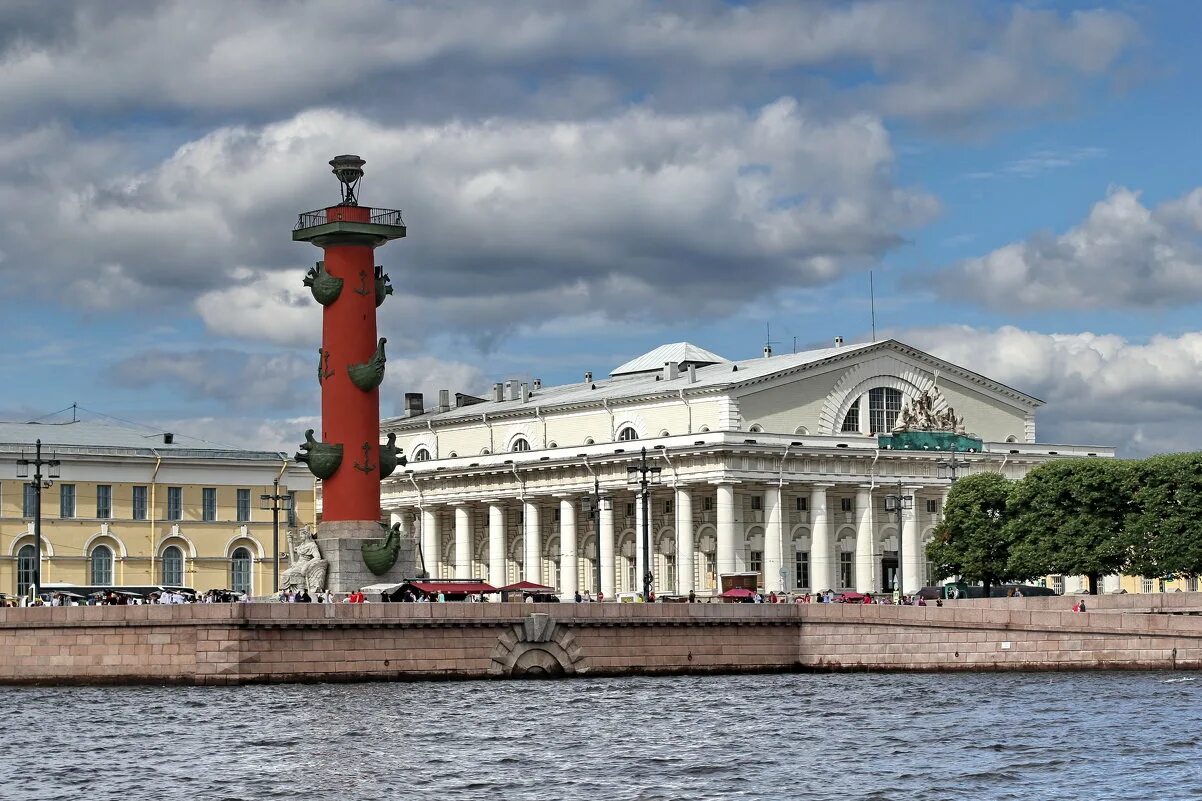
xmin=719 ymin=587 xmax=756 ymax=599
xmin=500 ymin=581 xmax=556 ymax=592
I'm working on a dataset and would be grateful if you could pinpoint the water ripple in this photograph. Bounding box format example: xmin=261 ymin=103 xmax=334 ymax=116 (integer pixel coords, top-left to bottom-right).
xmin=0 ymin=672 xmax=1197 ymax=800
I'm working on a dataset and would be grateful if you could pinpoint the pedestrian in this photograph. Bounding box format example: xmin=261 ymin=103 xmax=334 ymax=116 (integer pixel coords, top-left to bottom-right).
xmin=574 ymin=591 xmax=583 ymax=603
xmin=688 ymin=589 xmax=696 ymax=603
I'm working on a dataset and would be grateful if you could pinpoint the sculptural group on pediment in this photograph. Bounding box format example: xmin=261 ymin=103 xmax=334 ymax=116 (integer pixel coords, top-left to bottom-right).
xmin=892 ymin=387 xmax=967 ymax=435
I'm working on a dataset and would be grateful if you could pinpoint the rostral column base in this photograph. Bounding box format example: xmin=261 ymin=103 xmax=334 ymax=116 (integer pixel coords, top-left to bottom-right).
xmin=317 ymin=520 xmax=419 ymax=593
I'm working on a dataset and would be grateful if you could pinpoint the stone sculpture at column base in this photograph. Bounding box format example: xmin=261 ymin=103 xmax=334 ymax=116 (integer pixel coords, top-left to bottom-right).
xmin=317 ymin=520 xmax=420 ymax=593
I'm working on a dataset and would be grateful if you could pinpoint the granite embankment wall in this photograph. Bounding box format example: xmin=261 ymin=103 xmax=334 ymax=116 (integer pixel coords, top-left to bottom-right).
xmin=2 ymin=595 xmax=1201 ymax=685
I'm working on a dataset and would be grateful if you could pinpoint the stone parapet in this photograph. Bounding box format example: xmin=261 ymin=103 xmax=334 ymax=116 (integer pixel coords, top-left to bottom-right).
xmin=0 ymin=600 xmax=1199 ymax=685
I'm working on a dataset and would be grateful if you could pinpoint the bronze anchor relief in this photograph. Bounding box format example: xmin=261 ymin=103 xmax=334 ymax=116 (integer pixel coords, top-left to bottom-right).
xmin=353 ymin=441 xmax=377 ymax=474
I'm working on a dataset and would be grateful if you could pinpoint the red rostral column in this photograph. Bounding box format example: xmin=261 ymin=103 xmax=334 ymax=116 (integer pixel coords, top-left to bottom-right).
xmin=293 ymin=156 xmax=405 ymax=545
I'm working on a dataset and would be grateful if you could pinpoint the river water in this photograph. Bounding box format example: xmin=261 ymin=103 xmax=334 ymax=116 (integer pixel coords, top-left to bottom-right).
xmin=1 ymin=672 xmax=1198 ymax=800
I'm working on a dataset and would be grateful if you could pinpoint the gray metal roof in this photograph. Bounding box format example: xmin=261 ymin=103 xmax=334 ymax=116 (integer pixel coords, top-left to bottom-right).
xmin=386 ymin=340 xmax=881 ymax=428
xmin=610 ymin=341 xmax=729 ymax=376
xmin=0 ymin=421 xmax=286 ymax=460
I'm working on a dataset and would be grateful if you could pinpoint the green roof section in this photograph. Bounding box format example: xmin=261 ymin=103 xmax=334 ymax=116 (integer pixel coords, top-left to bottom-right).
xmin=878 ymin=431 xmax=984 ymax=453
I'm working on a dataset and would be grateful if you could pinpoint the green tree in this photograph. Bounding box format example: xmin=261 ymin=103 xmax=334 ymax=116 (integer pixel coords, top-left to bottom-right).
xmin=927 ymin=472 xmax=1019 ymax=598
xmin=1128 ymin=453 xmax=1202 ymax=580
xmin=1005 ymin=458 xmax=1133 ymax=595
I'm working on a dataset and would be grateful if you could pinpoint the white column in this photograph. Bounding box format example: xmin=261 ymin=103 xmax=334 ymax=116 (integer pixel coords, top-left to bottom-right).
xmin=766 ymin=484 xmax=785 ymax=594
xmin=716 ymin=483 xmax=737 ymax=579
xmin=420 ymin=506 xmax=440 ymax=579
xmin=599 ymin=501 xmax=616 ymax=599
xmin=559 ymin=496 xmax=577 ymax=598
xmin=488 ymin=502 xmax=506 ymax=589
xmin=523 ymin=500 xmax=542 ymax=584
xmin=634 ymin=489 xmax=647 ymax=597
xmin=855 ymin=486 xmax=874 ymax=592
xmin=676 ymin=487 xmax=694 ymax=595
xmin=453 ymin=504 xmax=472 ymax=579
xmin=810 ymin=485 xmax=832 ymax=592
xmin=902 ymin=486 xmax=922 ymax=594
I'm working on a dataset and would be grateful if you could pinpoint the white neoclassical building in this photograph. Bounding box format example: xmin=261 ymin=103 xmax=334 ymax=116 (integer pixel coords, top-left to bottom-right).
xmin=378 ymin=339 xmax=1113 ymax=597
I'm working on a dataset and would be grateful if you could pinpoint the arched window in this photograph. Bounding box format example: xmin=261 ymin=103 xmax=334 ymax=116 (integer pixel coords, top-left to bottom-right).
xmin=659 ymin=430 xmax=670 ymax=437
xmin=1005 ymin=435 xmax=1018 ymax=443
xmin=584 ymin=438 xmax=595 ymax=445
xmin=699 ymin=426 xmax=710 ymax=433
xmin=617 ymin=427 xmax=638 ymax=442
xmin=868 ymin=387 xmax=903 ymax=434
xmin=448 ymin=452 xmax=458 ymax=458
xmin=413 ymin=448 xmax=431 ymax=462
xmin=16 ymin=544 xmax=36 ymax=596
xmin=162 ymin=545 xmax=184 ymax=586
xmin=481 ymin=448 xmax=491 ymax=455
xmin=841 ymin=398 xmax=861 ymax=432
xmin=748 ymin=424 xmax=763 ymax=433
xmin=548 ymin=441 xmax=558 ymax=448
xmin=794 ymin=425 xmax=809 ymax=436
xmin=512 ymin=438 xmax=530 ymax=452
xmin=89 ymin=544 xmax=114 ymax=585
xmin=231 ymin=547 xmax=252 ymax=595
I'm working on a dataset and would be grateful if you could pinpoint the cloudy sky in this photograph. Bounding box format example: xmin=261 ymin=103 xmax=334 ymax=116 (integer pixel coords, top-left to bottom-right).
xmin=2 ymin=0 xmax=1200 ymax=457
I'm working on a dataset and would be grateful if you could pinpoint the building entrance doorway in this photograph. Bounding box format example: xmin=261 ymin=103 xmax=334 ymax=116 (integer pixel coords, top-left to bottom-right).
xmin=881 ymin=554 xmax=898 ymax=593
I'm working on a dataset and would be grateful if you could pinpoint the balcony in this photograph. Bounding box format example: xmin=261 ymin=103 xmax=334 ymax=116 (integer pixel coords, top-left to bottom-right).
xmin=293 ymin=206 xmax=407 ymax=245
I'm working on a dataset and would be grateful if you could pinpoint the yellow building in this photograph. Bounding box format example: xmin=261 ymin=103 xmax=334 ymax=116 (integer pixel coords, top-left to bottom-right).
xmin=0 ymin=421 xmax=315 ymax=597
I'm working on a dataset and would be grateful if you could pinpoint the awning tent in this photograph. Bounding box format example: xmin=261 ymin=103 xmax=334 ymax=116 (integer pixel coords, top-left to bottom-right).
xmin=382 ymin=580 xmax=498 ymax=601
xmin=499 ymin=581 xmax=556 ymax=592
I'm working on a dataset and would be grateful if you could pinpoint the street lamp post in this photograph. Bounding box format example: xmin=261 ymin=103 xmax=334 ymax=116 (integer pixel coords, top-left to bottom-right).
xmin=16 ymin=439 xmax=60 ymax=600
xmin=937 ymin=447 xmax=962 ymax=483
xmin=580 ymin=475 xmax=611 ymax=599
xmin=259 ymin=478 xmax=294 ymax=593
xmin=626 ymin=447 xmax=662 ymax=601
xmin=884 ymin=480 xmax=913 ymax=599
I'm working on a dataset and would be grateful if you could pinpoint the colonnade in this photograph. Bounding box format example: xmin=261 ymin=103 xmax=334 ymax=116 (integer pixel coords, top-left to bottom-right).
xmin=391 ymin=482 xmax=945 ymax=597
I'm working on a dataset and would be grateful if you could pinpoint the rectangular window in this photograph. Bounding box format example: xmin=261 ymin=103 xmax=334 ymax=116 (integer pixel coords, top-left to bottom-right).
xmin=795 ymin=497 xmax=808 ymax=511
xmin=1053 ymin=575 xmax=1066 ymax=595
xmin=795 ymin=552 xmax=810 ymax=590
xmin=236 ymin=488 xmax=251 ymax=523
xmin=287 ymin=491 xmax=298 ymax=527
xmin=96 ymin=485 xmax=112 ymax=519
xmin=663 ymin=500 xmax=673 ymax=515
xmin=926 ymin=498 xmax=940 ymax=514
xmin=167 ymin=486 xmax=182 ymax=521
xmin=868 ymin=387 xmax=903 ymax=435
xmin=750 ymin=495 xmax=762 ymax=511
xmin=132 ymin=486 xmax=148 ymax=521
xmin=838 ymin=552 xmax=854 ymax=590
xmin=202 ymin=488 xmax=217 ymax=521
xmin=1140 ymin=577 xmax=1154 ymax=594
xmin=22 ymin=483 xmax=36 ymax=518
xmin=840 ymin=497 xmax=853 ymax=513
xmin=704 ymin=553 xmax=717 ymax=590
xmin=59 ymin=484 xmax=76 ymax=519
xmin=703 ymin=496 xmax=713 ymax=512
xmin=749 ymin=550 xmax=763 ymax=580
xmin=625 ymin=502 xmax=635 ymax=517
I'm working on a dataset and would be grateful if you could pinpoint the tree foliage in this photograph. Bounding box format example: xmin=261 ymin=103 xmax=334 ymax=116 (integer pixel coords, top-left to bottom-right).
xmin=1128 ymin=453 xmax=1202 ymax=579
xmin=1005 ymin=458 xmax=1134 ymax=594
xmin=927 ymin=472 xmax=1019 ymax=598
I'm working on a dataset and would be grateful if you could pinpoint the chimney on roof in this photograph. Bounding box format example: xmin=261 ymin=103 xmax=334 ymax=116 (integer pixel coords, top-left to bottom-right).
xmin=584 ymin=371 xmax=593 ymax=383
xmin=492 ymin=382 xmax=504 ymax=403
xmin=520 ymin=382 xmax=530 ymax=403
xmin=663 ymin=361 xmax=680 ymax=381
xmin=505 ymin=380 xmax=519 ymax=401
xmin=834 ymin=336 xmax=844 ymax=348
xmin=438 ymin=389 xmax=450 ymax=413
xmin=163 ymin=432 xmax=174 ymax=445
xmin=763 ymin=344 xmax=772 ymax=358
xmin=533 ymin=378 xmax=542 ymax=391
xmin=404 ymin=392 xmax=424 ymax=417
xmin=687 ymin=364 xmax=697 ymax=383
